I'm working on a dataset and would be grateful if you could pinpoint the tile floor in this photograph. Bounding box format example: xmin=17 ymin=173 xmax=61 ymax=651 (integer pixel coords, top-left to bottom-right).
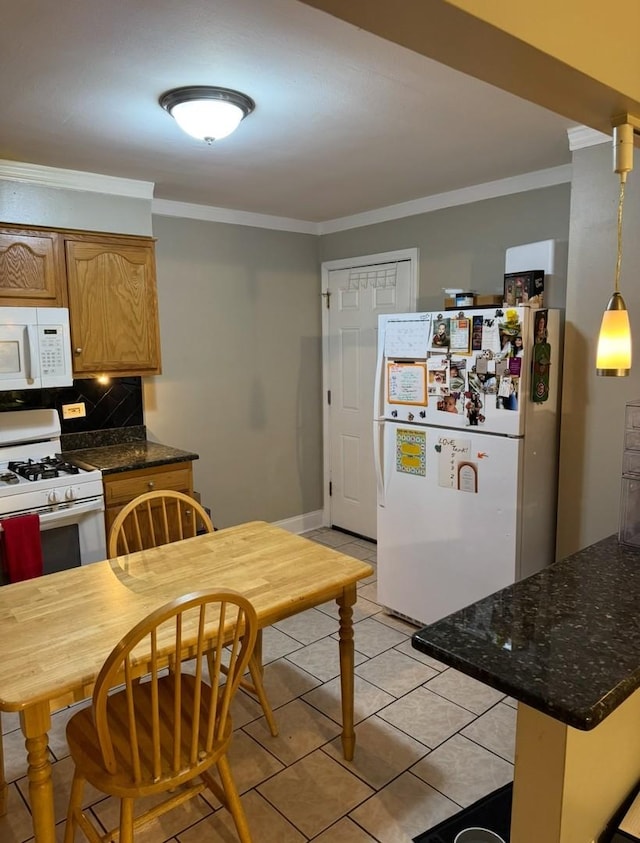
xmin=0 ymin=528 xmax=516 ymax=843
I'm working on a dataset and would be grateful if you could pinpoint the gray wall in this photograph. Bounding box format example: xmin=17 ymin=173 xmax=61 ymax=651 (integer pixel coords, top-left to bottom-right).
xmin=1 ymin=177 xmax=574 ymax=536
xmin=320 ymin=184 xmax=571 ymax=311
xmin=0 ymin=182 xmax=152 ymax=235
xmin=557 ymin=143 xmax=640 ymax=558
xmin=147 ymin=185 xmax=571 ymax=530
xmin=145 ymin=215 xmax=322 ymax=528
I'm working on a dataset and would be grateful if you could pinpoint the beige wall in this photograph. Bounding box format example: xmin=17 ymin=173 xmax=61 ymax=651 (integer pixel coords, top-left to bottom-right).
xmin=320 ymin=184 xmax=571 ymax=311
xmin=557 ymin=142 xmax=640 ymax=557
xmin=145 ymin=215 xmax=322 ymax=528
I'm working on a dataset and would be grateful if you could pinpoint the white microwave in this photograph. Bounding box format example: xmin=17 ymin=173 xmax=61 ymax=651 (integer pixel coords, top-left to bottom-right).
xmin=0 ymin=307 xmax=73 ymax=390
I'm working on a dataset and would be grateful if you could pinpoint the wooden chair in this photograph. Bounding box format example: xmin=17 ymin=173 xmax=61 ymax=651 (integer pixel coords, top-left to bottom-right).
xmin=108 ymin=490 xmax=278 ymax=737
xmin=107 ymin=489 xmax=214 ymax=557
xmin=64 ymin=589 xmax=257 ymax=843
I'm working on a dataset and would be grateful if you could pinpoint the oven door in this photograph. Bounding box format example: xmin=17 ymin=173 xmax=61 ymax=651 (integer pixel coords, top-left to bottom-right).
xmin=37 ymin=496 xmax=107 ymax=569
xmin=0 ymin=496 xmax=107 ymax=583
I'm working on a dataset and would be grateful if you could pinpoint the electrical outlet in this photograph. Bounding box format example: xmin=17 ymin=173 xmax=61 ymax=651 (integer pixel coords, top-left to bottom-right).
xmin=62 ymin=402 xmax=86 ymax=420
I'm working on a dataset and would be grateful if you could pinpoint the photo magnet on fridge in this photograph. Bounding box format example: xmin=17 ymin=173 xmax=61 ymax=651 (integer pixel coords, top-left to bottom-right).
xmin=431 ymin=318 xmax=451 ymax=349
xmin=471 ymin=315 xmax=483 ymax=351
xmin=531 ymin=309 xmax=551 ymax=403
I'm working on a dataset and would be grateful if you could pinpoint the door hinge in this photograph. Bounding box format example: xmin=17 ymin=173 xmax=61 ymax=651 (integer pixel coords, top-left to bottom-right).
xmin=321 ymin=290 xmax=331 ymax=309
xmin=329 ymin=481 xmax=332 ymax=496
xmin=327 ymin=390 xmax=331 ymax=405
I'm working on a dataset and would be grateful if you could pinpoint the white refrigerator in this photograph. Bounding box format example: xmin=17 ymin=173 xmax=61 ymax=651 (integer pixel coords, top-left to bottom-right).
xmin=374 ymin=305 xmax=561 ymax=626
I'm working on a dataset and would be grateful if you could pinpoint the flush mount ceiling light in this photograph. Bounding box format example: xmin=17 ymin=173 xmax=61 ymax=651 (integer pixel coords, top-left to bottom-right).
xmin=596 ymin=115 xmax=639 ymax=377
xmin=159 ymin=86 xmax=255 ymax=144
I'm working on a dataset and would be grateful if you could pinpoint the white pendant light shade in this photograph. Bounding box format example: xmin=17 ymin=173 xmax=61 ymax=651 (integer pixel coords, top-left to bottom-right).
xmin=596 ymin=291 xmax=632 ymax=376
xmin=160 ymin=86 xmax=254 ymax=143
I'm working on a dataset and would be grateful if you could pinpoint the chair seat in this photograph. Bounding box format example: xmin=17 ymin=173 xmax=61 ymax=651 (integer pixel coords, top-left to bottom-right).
xmin=66 ymin=673 xmax=232 ymax=799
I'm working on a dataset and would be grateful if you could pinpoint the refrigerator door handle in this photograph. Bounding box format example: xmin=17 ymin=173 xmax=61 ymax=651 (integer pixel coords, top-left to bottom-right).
xmin=374 ymin=419 xmax=385 ymax=506
xmin=373 ymin=327 xmax=384 ymax=420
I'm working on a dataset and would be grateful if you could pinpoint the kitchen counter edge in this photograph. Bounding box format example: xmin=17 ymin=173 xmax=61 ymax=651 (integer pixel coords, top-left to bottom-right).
xmin=411 ymin=535 xmax=640 ymax=731
xmin=63 ymin=441 xmax=199 ymax=475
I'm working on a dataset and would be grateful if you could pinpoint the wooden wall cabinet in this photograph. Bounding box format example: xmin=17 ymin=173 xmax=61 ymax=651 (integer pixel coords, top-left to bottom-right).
xmin=0 ymin=224 xmax=161 ymax=377
xmin=103 ymin=462 xmax=194 ymax=541
xmin=0 ymin=227 xmax=67 ymax=306
xmin=65 ymin=234 xmax=161 ymax=377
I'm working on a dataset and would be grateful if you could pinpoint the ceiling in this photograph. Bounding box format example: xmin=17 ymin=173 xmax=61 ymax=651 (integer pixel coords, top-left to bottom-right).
xmin=1 ymin=0 xmax=577 ymax=223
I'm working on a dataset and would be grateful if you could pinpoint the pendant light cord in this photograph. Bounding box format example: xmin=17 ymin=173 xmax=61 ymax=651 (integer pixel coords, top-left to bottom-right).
xmin=615 ymin=175 xmax=626 ymax=294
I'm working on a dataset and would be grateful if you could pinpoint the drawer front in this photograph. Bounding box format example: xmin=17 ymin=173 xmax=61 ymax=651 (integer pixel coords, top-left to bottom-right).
xmin=104 ymin=463 xmax=193 ymax=506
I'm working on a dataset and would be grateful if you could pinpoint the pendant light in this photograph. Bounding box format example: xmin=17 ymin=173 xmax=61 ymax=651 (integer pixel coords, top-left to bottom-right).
xmin=160 ymin=86 xmax=255 ymax=144
xmin=596 ymin=120 xmax=635 ymax=376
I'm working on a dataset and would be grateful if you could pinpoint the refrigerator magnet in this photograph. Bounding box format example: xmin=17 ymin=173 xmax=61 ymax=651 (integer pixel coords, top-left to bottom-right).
xmin=457 ymin=461 xmax=478 ymax=493
xmin=427 ymin=357 xmax=449 ymax=396
xmin=396 ymin=428 xmax=427 ymax=476
xmin=387 ymin=362 xmax=427 ymax=405
xmin=449 ymin=317 xmax=470 ymax=352
xmin=431 ymin=318 xmax=451 ymax=349
xmin=437 ymin=395 xmax=460 ymax=414
xmin=471 ymin=315 xmax=483 ymax=351
xmin=532 ymin=309 xmax=551 ymax=403
xmin=448 ymin=360 xmax=466 ymax=395
xmin=465 ymin=394 xmax=485 ymax=426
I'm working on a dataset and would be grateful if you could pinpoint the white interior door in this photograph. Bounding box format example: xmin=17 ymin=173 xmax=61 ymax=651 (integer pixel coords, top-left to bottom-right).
xmin=322 ymin=251 xmax=418 ymax=539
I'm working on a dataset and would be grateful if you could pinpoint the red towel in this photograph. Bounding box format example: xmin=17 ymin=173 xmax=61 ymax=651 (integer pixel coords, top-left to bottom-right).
xmin=1 ymin=514 xmax=44 ymax=583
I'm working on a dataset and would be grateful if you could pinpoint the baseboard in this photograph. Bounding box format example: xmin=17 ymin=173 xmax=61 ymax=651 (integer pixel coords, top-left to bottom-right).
xmin=272 ymin=509 xmax=324 ymax=535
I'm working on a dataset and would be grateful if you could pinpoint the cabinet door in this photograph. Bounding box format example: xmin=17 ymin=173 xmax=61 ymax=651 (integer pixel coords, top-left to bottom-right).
xmin=104 ymin=463 xmax=194 ymax=540
xmin=0 ymin=228 xmax=66 ymax=306
xmin=65 ymin=237 xmax=161 ymax=376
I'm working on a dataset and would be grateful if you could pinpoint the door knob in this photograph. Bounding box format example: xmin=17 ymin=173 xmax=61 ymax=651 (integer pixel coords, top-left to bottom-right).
xmin=74 ymin=348 xmax=82 ymax=354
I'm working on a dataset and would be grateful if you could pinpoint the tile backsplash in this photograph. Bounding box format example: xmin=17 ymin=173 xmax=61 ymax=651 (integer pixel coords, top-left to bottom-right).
xmin=0 ymin=377 xmax=143 ymax=434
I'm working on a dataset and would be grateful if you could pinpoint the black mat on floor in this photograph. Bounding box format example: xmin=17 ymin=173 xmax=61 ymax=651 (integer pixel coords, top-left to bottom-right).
xmin=413 ymin=782 xmax=512 ymax=842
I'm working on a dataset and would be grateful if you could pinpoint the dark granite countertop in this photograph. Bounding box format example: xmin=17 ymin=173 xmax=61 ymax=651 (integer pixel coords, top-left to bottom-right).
xmin=63 ymin=441 xmax=199 ymax=475
xmin=412 ymin=535 xmax=640 ymax=731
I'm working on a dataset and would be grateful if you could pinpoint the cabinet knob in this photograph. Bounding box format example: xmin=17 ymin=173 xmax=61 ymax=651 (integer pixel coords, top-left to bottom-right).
xmin=74 ymin=348 xmax=82 ymax=355
xmin=185 ymin=509 xmax=192 ymax=517
xmin=148 ymin=481 xmax=155 ymax=489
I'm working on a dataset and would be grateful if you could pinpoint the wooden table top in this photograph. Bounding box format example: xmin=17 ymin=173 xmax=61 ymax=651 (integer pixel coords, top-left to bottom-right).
xmin=0 ymin=521 xmax=373 ymax=712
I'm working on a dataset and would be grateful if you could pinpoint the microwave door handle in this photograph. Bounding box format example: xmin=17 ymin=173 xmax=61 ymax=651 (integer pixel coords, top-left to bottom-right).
xmin=26 ymin=324 xmax=40 ymax=385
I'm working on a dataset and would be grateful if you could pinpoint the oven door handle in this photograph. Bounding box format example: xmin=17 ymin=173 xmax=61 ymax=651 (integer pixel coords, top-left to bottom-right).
xmin=0 ymin=497 xmax=105 ymax=530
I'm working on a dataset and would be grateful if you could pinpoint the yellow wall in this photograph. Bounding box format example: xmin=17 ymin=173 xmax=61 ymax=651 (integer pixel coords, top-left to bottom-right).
xmin=298 ymin=0 xmax=640 ymax=132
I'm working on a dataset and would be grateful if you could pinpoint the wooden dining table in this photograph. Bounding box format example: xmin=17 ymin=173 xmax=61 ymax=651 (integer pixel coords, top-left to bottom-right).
xmin=0 ymin=520 xmax=374 ymax=843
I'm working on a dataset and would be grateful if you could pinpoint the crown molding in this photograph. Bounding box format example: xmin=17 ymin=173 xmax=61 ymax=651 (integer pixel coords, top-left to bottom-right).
xmin=567 ymin=125 xmax=610 ymax=151
xmin=152 ymin=198 xmax=318 ymax=234
xmin=0 ymin=158 xmax=573 ymax=234
xmin=0 ymin=159 xmax=154 ymax=199
xmin=317 ymin=164 xmax=573 ymax=234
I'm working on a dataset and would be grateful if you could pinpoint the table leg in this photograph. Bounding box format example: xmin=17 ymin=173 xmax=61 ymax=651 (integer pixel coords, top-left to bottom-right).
xmin=20 ymin=704 xmax=55 ymax=843
xmin=0 ymin=725 xmax=6 ymax=816
xmin=337 ymin=584 xmax=357 ymax=761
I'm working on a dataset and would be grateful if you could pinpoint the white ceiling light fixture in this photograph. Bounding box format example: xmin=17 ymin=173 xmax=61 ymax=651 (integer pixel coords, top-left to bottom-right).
xmin=160 ymin=86 xmax=255 ymax=144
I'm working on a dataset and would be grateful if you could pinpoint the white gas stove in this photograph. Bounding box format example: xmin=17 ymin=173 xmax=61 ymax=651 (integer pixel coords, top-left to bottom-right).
xmin=0 ymin=409 xmax=106 ymax=567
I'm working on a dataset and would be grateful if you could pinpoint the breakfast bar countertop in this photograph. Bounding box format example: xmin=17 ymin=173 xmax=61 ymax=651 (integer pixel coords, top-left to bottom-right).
xmin=62 ymin=441 xmax=199 ymax=475
xmin=412 ymin=535 xmax=640 ymax=731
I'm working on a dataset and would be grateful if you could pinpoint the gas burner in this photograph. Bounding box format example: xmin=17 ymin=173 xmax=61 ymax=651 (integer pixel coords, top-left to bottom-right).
xmin=8 ymin=458 xmax=80 ymax=482
xmin=0 ymin=473 xmax=18 ymax=485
